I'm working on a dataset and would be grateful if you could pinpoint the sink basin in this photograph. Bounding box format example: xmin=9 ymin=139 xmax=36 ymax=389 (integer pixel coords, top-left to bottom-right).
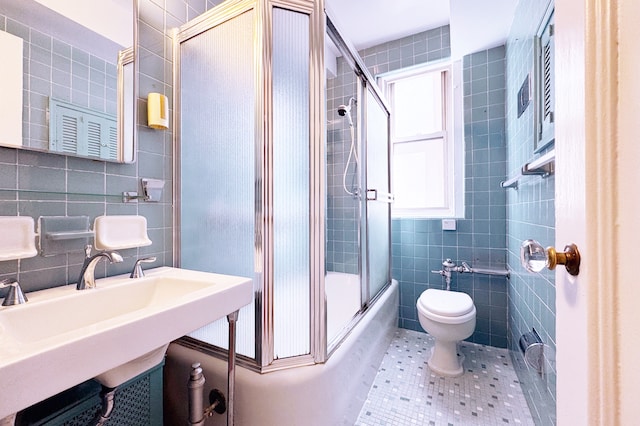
xmin=0 ymin=267 xmax=252 ymax=419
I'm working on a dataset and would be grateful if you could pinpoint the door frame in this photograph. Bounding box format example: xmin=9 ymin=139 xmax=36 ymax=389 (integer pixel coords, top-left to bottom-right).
xmin=554 ymin=0 xmax=636 ymax=422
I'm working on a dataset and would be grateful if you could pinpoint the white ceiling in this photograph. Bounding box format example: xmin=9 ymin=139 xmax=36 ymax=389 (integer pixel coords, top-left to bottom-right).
xmin=326 ymin=0 xmax=518 ymax=59
xmin=36 ymin=0 xmax=517 ymax=62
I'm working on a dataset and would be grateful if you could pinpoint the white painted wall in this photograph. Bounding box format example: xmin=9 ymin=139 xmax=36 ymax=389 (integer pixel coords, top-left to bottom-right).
xmin=33 ymin=0 xmax=133 ymax=47
xmin=449 ymin=0 xmax=517 ymax=59
xmin=326 ymin=0 xmax=449 ymax=50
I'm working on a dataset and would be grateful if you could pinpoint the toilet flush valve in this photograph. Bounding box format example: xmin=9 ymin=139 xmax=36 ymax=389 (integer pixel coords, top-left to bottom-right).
xmin=520 ymin=239 xmax=581 ymax=276
xmin=442 ymin=259 xmax=456 ymax=269
xmin=431 ymin=259 xmax=455 ymax=290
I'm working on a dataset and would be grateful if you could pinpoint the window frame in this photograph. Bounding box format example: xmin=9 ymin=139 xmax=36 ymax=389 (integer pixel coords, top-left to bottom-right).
xmin=379 ymin=60 xmax=464 ymax=218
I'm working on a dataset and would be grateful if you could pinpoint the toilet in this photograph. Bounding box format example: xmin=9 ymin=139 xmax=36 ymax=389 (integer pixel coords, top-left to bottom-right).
xmin=416 ymin=288 xmax=476 ymax=377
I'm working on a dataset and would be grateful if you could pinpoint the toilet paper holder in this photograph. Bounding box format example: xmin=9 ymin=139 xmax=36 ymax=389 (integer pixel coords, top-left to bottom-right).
xmin=519 ymin=329 xmax=545 ymax=375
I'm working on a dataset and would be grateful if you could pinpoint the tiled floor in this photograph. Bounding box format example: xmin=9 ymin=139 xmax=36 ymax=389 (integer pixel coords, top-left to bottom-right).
xmin=356 ymin=329 xmax=535 ymax=426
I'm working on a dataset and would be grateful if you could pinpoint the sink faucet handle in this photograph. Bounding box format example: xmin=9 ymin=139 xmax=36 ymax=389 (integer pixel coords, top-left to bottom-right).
xmin=1 ymin=277 xmax=28 ymax=306
xmin=130 ymin=256 xmax=157 ymax=279
xmin=0 ymin=277 xmax=18 ymax=286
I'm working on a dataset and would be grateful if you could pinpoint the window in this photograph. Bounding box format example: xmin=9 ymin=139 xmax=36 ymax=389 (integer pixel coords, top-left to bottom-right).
xmin=380 ymin=61 xmax=464 ymax=218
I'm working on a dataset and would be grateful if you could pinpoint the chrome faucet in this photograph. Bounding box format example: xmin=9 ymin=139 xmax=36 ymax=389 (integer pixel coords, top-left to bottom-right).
xmin=130 ymin=256 xmax=156 ymax=278
xmin=76 ymin=245 xmax=123 ymax=290
xmin=1 ymin=277 xmax=28 ymax=306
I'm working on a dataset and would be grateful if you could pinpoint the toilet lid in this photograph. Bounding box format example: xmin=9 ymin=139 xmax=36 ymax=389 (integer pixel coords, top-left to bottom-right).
xmin=418 ymin=289 xmax=474 ymax=317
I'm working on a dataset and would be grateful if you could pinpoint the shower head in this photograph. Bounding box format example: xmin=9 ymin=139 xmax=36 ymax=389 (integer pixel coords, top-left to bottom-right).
xmin=337 ymin=97 xmax=356 ymax=116
xmin=337 ymin=97 xmax=356 ymax=125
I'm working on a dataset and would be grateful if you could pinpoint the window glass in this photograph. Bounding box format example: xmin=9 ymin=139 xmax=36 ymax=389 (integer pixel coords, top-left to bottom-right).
xmin=392 ymin=138 xmax=446 ymax=209
xmin=381 ymin=60 xmax=464 ymax=219
xmin=392 ymin=72 xmax=443 ymax=138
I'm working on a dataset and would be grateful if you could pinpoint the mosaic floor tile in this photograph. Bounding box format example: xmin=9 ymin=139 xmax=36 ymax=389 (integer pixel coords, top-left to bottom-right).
xmin=356 ymin=329 xmax=535 ymax=426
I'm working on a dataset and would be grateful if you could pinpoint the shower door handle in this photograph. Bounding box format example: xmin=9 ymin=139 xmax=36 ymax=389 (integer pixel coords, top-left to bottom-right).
xmin=366 ymin=189 xmax=394 ymax=203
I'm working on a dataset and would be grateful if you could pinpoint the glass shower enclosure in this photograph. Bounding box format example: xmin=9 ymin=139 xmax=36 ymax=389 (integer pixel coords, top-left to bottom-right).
xmin=173 ymin=0 xmax=391 ymax=371
xmin=324 ymin=17 xmax=392 ymax=349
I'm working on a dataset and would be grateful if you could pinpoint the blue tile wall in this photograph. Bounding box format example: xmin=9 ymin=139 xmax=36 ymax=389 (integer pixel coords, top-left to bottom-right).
xmin=505 ymin=0 xmax=556 ymax=424
xmin=0 ymin=0 xmax=222 ymax=296
xmin=0 ymin=0 xmax=119 ymax=152
xmin=399 ymin=48 xmax=508 ymax=348
xmin=326 ymin=59 xmax=359 ymax=275
xmin=325 ymin=26 xmax=451 ymax=276
xmin=342 ymin=26 xmax=509 ymax=348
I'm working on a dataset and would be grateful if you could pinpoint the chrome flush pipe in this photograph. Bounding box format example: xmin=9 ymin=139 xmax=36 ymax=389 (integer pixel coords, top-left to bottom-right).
xmin=431 ymin=259 xmax=511 ymax=286
xmin=431 ymin=259 xmax=456 ymax=290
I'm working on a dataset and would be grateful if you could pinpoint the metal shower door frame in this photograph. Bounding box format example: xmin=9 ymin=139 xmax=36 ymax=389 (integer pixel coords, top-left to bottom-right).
xmin=172 ymin=0 xmax=327 ymax=371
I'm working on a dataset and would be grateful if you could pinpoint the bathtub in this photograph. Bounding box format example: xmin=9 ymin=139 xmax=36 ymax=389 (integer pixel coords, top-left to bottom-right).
xmin=326 ymin=271 xmax=362 ymax=343
xmin=164 ymin=278 xmax=398 ymax=426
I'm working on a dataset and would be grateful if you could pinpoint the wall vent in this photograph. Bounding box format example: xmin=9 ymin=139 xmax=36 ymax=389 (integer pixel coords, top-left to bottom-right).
xmin=534 ymin=7 xmax=555 ymax=152
xmin=49 ymin=98 xmax=117 ymax=161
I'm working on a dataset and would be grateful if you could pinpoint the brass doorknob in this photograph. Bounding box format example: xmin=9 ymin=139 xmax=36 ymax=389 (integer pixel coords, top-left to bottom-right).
xmin=520 ymin=239 xmax=581 ymax=276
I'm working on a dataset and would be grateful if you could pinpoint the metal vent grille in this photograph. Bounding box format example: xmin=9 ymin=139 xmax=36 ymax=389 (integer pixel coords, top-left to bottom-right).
xmin=59 ymin=402 xmax=100 ymax=426
xmin=49 ymin=98 xmax=118 ymax=160
xmin=534 ymin=9 xmax=555 ymax=152
xmin=60 ymin=115 xmax=79 ymax=153
xmin=58 ymin=376 xmax=151 ymax=426
xmin=109 ymin=375 xmax=152 ymax=425
xmin=86 ymin=121 xmax=102 ymax=158
xmin=542 ymin=31 xmax=553 ymax=123
xmin=108 ymin=126 xmax=118 ymax=159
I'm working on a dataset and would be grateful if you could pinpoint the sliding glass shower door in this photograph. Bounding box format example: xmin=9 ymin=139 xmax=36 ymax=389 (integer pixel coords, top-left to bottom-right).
xmin=365 ymin=87 xmax=391 ymax=299
xmin=325 ymin=19 xmax=392 ymax=351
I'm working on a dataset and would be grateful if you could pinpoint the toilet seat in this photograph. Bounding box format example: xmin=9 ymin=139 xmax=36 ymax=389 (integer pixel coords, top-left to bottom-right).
xmin=417 ymin=289 xmax=476 ymax=324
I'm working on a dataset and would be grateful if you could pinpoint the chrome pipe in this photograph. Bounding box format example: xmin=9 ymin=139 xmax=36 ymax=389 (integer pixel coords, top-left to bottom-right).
xmin=188 ymin=363 xmax=205 ymax=426
xmin=468 ymin=267 xmax=511 ymax=278
xmin=227 ymin=310 xmax=239 ymax=426
xmin=93 ymin=386 xmax=116 ymax=426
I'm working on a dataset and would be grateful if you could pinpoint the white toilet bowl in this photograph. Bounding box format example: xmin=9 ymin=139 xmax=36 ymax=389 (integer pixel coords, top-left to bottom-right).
xmin=416 ymin=288 xmax=476 ymax=377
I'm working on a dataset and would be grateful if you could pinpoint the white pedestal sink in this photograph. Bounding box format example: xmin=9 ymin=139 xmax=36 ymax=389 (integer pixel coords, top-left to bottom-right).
xmin=0 ymin=267 xmax=252 ymax=419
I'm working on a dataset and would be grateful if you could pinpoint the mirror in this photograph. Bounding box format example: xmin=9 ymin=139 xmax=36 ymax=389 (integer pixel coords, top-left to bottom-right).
xmin=0 ymin=0 xmax=136 ymax=163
